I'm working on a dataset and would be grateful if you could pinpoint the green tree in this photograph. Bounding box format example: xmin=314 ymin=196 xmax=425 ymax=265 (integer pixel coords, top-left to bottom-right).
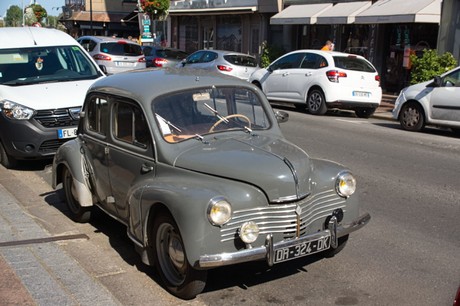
xmin=4 ymin=5 xmax=23 ymax=27
xmin=409 ymin=49 xmax=458 ymax=84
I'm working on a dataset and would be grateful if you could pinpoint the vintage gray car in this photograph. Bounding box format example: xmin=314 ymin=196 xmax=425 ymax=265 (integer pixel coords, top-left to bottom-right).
xmin=52 ymin=68 xmax=370 ymax=299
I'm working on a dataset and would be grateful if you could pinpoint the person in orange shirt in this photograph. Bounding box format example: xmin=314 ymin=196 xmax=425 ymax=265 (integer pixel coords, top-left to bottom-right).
xmin=321 ymin=40 xmax=334 ymax=51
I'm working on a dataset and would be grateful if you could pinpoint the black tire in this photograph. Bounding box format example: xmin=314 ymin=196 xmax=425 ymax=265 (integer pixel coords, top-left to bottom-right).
xmin=355 ymin=107 xmax=376 ymax=119
xmin=152 ymin=213 xmax=207 ymax=300
xmin=0 ymin=141 xmax=17 ymax=169
xmin=399 ymin=102 xmax=425 ymax=131
xmin=307 ymin=89 xmax=327 ymax=115
xmin=323 ymin=235 xmax=349 ymax=258
xmin=62 ymin=167 xmax=91 ymax=223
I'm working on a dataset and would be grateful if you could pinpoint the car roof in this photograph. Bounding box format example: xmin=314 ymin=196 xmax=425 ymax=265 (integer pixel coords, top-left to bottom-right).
xmin=0 ymin=27 xmax=79 ymax=48
xmin=78 ymin=35 xmax=140 ymax=45
xmin=285 ymin=49 xmax=367 ymax=59
xmin=88 ymin=68 xmax=255 ymax=102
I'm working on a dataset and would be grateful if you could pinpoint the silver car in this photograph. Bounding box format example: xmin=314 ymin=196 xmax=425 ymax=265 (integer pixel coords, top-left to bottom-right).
xmin=178 ymin=49 xmax=258 ymax=80
xmin=52 ymin=68 xmax=370 ymax=300
xmin=77 ymin=36 xmax=146 ymax=74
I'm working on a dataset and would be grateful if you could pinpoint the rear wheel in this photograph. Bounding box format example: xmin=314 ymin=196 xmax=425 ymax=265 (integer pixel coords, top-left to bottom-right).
xmin=399 ymin=102 xmax=425 ymax=131
xmin=62 ymin=167 xmax=91 ymax=223
xmin=0 ymin=141 xmax=17 ymax=169
xmin=355 ymin=107 xmax=376 ymax=118
xmin=152 ymin=213 xmax=207 ymax=300
xmin=307 ymin=89 xmax=327 ymax=115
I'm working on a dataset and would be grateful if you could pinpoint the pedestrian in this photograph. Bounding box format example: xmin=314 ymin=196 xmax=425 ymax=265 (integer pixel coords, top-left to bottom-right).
xmin=321 ymin=40 xmax=334 ymax=51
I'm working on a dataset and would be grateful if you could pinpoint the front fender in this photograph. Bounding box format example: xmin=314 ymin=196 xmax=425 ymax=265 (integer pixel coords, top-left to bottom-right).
xmin=52 ymin=139 xmax=93 ymax=207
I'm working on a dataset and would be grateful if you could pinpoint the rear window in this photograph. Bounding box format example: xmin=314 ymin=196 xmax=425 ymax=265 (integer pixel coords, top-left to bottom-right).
xmin=100 ymin=42 xmax=143 ymax=56
xmin=157 ymin=49 xmax=188 ymax=60
xmin=333 ymin=56 xmax=375 ymax=73
xmin=224 ymin=55 xmax=257 ymax=67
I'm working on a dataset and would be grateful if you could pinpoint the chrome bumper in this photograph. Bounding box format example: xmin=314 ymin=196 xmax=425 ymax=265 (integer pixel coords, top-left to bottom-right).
xmin=199 ymin=212 xmax=370 ymax=268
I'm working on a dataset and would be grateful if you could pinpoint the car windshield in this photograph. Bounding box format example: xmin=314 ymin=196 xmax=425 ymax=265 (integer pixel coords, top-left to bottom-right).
xmin=224 ymin=55 xmax=258 ymax=67
xmin=101 ymin=42 xmax=143 ymax=56
xmin=0 ymin=46 xmax=101 ymax=86
xmin=153 ymin=86 xmax=270 ymax=143
xmin=333 ymin=56 xmax=376 ymax=73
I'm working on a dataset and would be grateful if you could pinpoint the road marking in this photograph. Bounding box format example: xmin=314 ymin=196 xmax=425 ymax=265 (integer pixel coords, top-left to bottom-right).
xmin=335 ymin=119 xmax=368 ymax=124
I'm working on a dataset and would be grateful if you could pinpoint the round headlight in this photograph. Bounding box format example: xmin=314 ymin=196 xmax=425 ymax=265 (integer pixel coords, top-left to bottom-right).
xmin=239 ymin=221 xmax=259 ymax=244
xmin=207 ymin=197 xmax=232 ymax=226
xmin=336 ymin=171 xmax=356 ymax=198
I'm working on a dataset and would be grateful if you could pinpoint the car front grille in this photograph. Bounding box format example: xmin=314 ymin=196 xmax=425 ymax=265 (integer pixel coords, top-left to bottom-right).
xmin=34 ymin=108 xmax=80 ymax=128
xmin=220 ymin=189 xmax=346 ymax=242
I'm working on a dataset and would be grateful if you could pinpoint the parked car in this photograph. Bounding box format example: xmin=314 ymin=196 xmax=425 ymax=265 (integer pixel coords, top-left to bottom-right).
xmin=52 ymin=68 xmax=370 ymax=299
xmin=142 ymin=46 xmax=188 ymax=68
xmin=178 ymin=49 xmax=258 ymax=80
xmin=77 ymin=36 xmax=146 ymax=74
xmin=0 ymin=27 xmax=105 ymax=169
xmin=392 ymin=66 xmax=460 ymax=134
xmin=249 ymin=50 xmax=382 ymax=118
xmin=455 ymin=285 xmax=460 ymax=306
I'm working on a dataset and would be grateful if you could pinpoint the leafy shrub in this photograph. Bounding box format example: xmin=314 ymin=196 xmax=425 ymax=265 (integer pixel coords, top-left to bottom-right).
xmin=260 ymin=41 xmax=285 ymax=68
xmin=409 ymin=49 xmax=457 ymax=84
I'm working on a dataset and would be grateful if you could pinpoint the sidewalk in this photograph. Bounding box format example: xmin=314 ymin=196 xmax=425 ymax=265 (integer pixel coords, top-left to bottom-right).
xmin=373 ymin=100 xmax=395 ymax=120
xmin=0 ymin=182 xmax=121 ymax=306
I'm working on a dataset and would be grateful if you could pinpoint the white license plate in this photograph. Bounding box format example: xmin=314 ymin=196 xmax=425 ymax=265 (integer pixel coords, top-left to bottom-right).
xmin=58 ymin=128 xmax=77 ymax=139
xmin=115 ymin=61 xmax=134 ymax=67
xmin=273 ymin=235 xmax=331 ymax=264
xmin=352 ymin=91 xmax=370 ymax=97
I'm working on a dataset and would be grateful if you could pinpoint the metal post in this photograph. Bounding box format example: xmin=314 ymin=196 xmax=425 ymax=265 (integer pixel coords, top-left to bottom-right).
xmin=90 ymin=0 xmax=93 ymax=35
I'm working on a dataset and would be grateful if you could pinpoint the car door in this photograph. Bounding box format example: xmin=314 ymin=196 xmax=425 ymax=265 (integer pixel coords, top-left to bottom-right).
xmin=107 ymin=98 xmax=155 ymax=222
xmin=263 ymin=52 xmax=304 ymax=101
xmin=430 ymin=69 xmax=460 ymax=122
xmin=289 ymin=52 xmax=326 ymax=102
xmin=79 ymin=95 xmax=118 ymax=216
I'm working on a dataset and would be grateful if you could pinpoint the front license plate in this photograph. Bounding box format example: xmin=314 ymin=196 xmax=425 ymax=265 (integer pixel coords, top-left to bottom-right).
xmin=273 ymin=235 xmax=330 ymax=264
xmin=352 ymin=91 xmax=370 ymax=97
xmin=58 ymin=127 xmax=77 ymax=139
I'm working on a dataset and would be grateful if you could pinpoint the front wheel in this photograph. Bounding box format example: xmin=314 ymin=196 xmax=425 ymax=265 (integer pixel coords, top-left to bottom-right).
xmin=355 ymin=107 xmax=376 ymax=118
xmin=307 ymin=89 xmax=327 ymax=115
xmin=152 ymin=213 xmax=207 ymax=300
xmin=399 ymin=102 xmax=425 ymax=131
xmin=62 ymin=167 xmax=91 ymax=223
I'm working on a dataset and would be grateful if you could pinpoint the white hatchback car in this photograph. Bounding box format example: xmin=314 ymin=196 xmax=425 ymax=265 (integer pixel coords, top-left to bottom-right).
xmin=392 ymin=66 xmax=460 ymax=134
xmin=249 ymin=50 xmax=382 ymax=118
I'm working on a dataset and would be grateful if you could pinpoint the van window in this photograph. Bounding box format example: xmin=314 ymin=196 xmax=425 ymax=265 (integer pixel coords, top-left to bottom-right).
xmin=0 ymin=46 xmax=101 ymax=86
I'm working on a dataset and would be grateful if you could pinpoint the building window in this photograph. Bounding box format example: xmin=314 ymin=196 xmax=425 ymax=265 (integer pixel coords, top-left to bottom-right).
xmin=217 ymin=15 xmax=242 ymax=52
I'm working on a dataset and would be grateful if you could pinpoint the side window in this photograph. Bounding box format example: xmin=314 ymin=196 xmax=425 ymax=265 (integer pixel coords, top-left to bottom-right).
xmin=300 ymin=53 xmax=326 ymax=69
xmin=270 ymin=53 xmax=303 ymax=70
xmin=86 ymin=96 xmax=108 ymax=135
xmin=186 ymin=51 xmax=205 ymax=64
xmin=202 ymin=51 xmax=217 ymax=63
xmin=443 ymin=70 xmax=460 ymax=87
xmin=113 ymin=101 xmax=151 ymax=149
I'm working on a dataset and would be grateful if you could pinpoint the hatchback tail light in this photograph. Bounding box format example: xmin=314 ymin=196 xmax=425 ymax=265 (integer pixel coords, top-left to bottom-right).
xmin=138 ymin=57 xmax=146 ymax=63
xmin=217 ymin=65 xmax=233 ymax=72
xmin=93 ymin=54 xmax=112 ymax=61
xmin=154 ymin=57 xmax=168 ymax=67
xmin=326 ymin=70 xmax=347 ymax=83
xmin=375 ymin=74 xmax=381 ymax=85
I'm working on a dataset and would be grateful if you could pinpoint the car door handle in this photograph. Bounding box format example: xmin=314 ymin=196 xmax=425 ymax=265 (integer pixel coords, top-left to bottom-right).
xmin=305 ymin=72 xmax=312 ymax=76
xmin=282 ymin=72 xmax=289 ymax=77
xmin=141 ymin=164 xmax=154 ymax=174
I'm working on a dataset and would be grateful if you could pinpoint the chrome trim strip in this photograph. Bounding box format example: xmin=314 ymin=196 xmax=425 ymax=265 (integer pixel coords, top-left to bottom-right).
xmin=199 ymin=212 xmax=370 ymax=268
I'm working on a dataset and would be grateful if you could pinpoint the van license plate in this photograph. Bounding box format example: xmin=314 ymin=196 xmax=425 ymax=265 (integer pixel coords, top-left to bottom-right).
xmin=273 ymin=235 xmax=330 ymax=264
xmin=58 ymin=128 xmax=77 ymax=139
xmin=352 ymin=91 xmax=370 ymax=97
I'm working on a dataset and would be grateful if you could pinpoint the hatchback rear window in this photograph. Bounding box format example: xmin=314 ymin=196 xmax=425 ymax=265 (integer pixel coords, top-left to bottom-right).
xmin=224 ymin=55 xmax=257 ymax=67
xmin=333 ymin=56 xmax=375 ymax=73
xmin=101 ymin=42 xmax=143 ymax=56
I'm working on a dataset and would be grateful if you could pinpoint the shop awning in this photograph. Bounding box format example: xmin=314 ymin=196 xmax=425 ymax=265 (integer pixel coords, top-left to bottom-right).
xmin=354 ymin=0 xmax=441 ymax=24
xmin=169 ymin=6 xmax=257 ymax=15
xmin=270 ymin=3 xmax=333 ymax=25
xmin=316 ymin=1 xmax=372 ymax=24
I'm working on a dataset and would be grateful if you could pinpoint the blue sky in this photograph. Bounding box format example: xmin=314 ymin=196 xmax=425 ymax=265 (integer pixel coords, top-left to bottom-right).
xmin=1 ymin=0 xmax=66 ymax=18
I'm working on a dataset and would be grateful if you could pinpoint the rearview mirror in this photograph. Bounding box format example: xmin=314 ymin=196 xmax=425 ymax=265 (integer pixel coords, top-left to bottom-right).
xmin=433 ymin=76 xmax=442 ymax=87
xmin=275 ymin=110 xmax=289 ymax=123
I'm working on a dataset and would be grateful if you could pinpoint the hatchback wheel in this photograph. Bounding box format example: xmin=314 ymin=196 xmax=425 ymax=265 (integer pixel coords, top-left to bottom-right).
xmin=0 ymin=141 xmax=17 ymax=169
xmin=399 ymin=102 xmax=425 ymax=131
xmin=355 ymin=107 xmax=376 ymax=119
xmin=307 ymin=89 xmax=327 ymax=115
xmin=152 ymin=213 xmax=207 ymax=300
xmin=62 ymin=167 xmax=91 ymax=223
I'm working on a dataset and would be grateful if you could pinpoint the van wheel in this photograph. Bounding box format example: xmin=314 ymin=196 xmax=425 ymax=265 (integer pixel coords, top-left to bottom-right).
xmin=152 ymin=213 xmax=207 ymax=300
xmin=307 ymin=89 xmax=327 ymax=115
xmin=62 ymin=167 xmax=91 ymax=223
xmin=0 ymin=141 xmax=17 ymax=169
xmin=399 ymin=102 xmax=425 ymax=131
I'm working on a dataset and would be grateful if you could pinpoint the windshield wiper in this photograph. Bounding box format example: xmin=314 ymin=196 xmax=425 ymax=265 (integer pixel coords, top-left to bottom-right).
xmin=204 ymin=103 xmax=229 ymax=124
xmin=155 ymin=113 xmax=182 ymax=133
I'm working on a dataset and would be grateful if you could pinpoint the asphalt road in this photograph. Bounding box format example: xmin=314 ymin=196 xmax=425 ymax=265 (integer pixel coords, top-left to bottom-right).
xmin=3 ymin=107 xmax=460 ymax=305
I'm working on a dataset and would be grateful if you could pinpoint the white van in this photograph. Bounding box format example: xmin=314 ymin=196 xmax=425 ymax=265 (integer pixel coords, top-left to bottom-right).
xmin=0 ymin=27 xmax=105 ymax=168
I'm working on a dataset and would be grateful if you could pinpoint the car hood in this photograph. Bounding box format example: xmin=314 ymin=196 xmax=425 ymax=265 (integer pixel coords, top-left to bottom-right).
xmin=0 ymin=79 xmax=99 ymax=110
xmin=174 ymin=135 xmax=312 ymax=202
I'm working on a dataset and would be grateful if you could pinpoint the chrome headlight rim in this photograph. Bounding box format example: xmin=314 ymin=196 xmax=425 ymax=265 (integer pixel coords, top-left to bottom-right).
xmin=206 ymin=196 xmax=232 ymax=226
xmin=335 ymin=170 xmax=356 ymax=198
